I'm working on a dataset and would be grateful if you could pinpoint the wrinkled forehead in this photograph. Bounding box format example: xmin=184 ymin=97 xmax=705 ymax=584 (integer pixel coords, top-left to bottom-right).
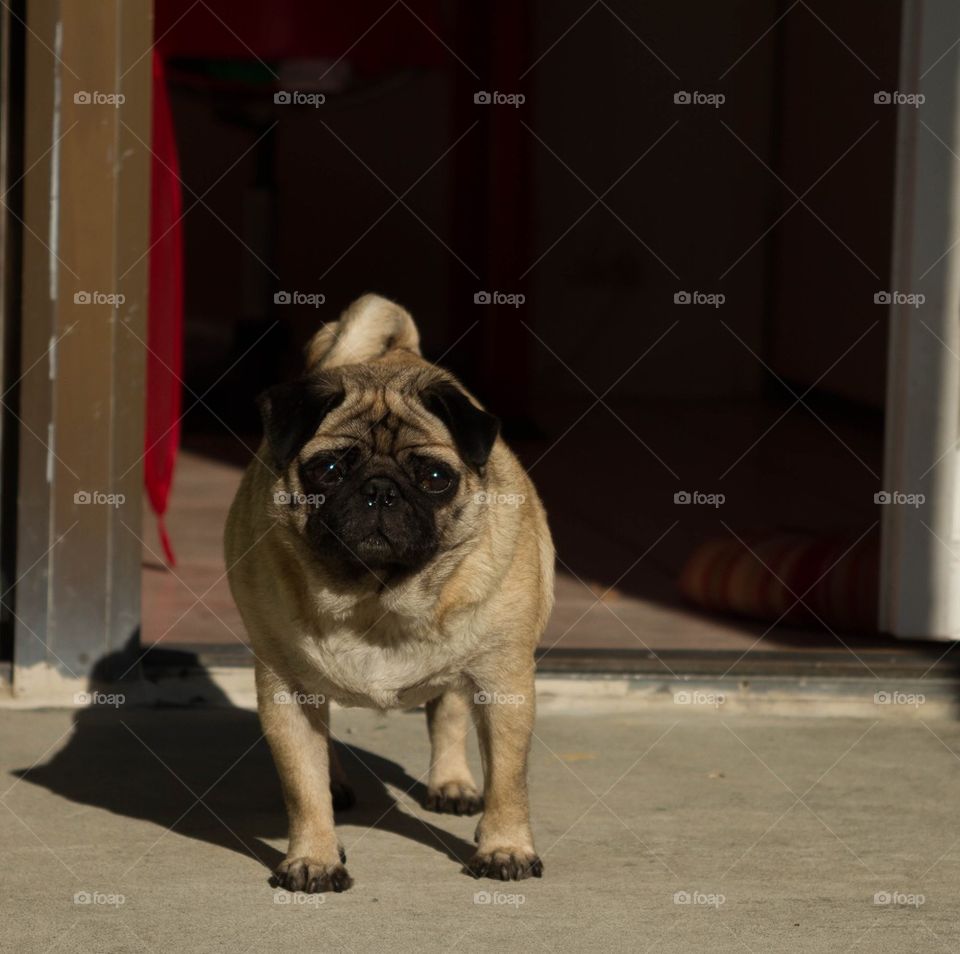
xmin=302 ymin=384 xmax=457 ymax=462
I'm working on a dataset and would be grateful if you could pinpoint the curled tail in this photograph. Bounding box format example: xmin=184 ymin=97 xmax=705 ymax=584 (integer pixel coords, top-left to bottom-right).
xmin=305 ymin=293 xmax=421 ymax=370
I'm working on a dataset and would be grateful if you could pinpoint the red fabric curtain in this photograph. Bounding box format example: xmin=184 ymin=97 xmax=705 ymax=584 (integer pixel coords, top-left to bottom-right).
xmin=145 ymin=52 xmax=184 ymax=566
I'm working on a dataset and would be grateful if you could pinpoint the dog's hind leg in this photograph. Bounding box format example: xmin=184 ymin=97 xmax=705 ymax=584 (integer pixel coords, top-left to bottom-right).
xmin=423 ymin=688 xmax=483 ymax=815
xmin=328 ymin=737 xmax=356 ymax=811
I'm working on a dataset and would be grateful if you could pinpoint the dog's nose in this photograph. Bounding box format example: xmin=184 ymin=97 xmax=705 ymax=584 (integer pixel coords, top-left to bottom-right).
xmin=363 ymin=477 xmax=399 ymax=508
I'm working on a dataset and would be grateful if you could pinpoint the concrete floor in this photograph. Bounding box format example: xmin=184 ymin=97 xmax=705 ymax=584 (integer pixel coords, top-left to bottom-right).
xmin=1 ymin=703 xmax=958 ymax=953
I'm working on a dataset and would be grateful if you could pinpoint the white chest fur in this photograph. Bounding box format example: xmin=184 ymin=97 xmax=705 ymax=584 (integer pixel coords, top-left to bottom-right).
xmin=292 ymin=613 xmax=475 ymax=710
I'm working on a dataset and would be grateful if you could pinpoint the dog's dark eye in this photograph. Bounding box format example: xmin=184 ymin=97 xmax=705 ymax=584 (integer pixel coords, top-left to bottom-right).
xmin=305 ymin=453 xmax=351 ymax=484
xmin=317 ymin=460 xmax=345 ymax=483
xmin=419 ymin=464 xmax=452 ymax=494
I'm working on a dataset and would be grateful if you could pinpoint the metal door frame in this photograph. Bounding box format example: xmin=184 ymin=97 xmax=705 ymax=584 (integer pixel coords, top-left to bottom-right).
xmin=6 ymin=0 xmax=152 ymax=698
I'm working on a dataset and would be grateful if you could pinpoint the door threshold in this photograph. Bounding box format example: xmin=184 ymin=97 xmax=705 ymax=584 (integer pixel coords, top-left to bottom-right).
xmin=135 ymin=641 xmax=960 ymax=681
xmin=4 ymin=642 xmax=958 ymax=716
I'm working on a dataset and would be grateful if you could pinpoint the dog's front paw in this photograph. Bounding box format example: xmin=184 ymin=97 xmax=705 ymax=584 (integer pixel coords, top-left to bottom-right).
xmin=424 ymin=781 xmax=483 ymax=816
xmin=270 ymin=856 xmax=353 ymax=893
xmin=467 ymin=848 xmax=543 ymax=881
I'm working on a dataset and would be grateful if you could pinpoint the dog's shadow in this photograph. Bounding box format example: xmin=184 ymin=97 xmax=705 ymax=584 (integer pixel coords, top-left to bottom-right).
xmin=13 ymin=644 xmax=477 ymax=879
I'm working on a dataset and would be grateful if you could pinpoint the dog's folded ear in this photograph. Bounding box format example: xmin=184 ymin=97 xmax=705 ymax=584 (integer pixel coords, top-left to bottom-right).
xmin=421 ymin=382 xmax=500 ymax=472
xmin=257 ymin=377 xmax=345 ymax=469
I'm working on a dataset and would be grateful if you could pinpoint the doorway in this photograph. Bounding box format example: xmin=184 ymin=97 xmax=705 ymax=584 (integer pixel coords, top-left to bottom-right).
xmin=138 ymin=1 xmax=934 ymax=677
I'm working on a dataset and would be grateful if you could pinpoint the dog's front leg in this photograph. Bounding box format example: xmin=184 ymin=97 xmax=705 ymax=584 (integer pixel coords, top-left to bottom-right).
xmin=256 ymin=664 xmax=352 ymax=892
xmin=469 ymin=666 xmax=543 ymax=881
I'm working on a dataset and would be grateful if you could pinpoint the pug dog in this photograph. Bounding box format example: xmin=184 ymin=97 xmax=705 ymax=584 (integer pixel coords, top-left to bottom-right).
xmin=225 ymin=294 xmax=555 ymax=893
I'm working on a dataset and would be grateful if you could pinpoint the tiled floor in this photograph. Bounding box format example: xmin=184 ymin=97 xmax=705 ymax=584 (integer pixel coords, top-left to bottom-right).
xmin=142 ymin=397 xmax=888 ymax=658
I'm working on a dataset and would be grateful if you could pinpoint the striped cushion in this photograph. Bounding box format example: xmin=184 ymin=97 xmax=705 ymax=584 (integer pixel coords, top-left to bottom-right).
xmin=678 ymin=532 xmax=879 ymax=632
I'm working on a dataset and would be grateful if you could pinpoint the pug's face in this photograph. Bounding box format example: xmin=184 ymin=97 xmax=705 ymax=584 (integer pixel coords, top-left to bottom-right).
xmin=259 ymin=365 xmax=499 ymax=580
